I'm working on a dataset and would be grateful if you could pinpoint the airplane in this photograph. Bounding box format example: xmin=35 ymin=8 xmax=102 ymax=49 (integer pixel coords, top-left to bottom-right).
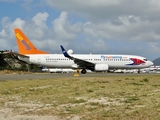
xmin=140 ymin=65 xmax=160 ymax=73
xmin=13 ymin=28 xmax=154 ymax=74
xmin=113 ymin=69 xmax=138 ymax=73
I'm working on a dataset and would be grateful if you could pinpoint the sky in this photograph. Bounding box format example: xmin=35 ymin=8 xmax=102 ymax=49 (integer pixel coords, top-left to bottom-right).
xmin=0 ymin=0 xmax=160 ymax=61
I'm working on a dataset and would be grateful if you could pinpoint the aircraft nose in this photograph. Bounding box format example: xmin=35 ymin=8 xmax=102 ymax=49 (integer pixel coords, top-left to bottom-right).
xmin=149 ymin=61 xmax=154 ymax=66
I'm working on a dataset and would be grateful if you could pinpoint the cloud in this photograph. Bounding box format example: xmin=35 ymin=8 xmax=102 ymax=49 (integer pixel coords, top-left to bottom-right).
xmin=44 ymin=0 xmax=160 ymax=60
xmin=46 ymin=0 xmax=160 ymax=21
xmin=32 ymin=12 xmax=48 ymax=29
xmin=0 ymin=11 xmax=82 ymax=53
xmin=0 ymin=17 xmax=26 ymax=50
xmin=45 ymin=0 xmax=160 ymax=43
xmin=1 ymin=0 xmax=160 ymax=60
xmin=51 ymin=11 xmax=83 ymax=45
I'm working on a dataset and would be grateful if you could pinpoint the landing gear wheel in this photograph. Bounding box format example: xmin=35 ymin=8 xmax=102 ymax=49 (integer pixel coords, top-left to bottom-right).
xmin=81 ymin=69 xmax=87 ymax=74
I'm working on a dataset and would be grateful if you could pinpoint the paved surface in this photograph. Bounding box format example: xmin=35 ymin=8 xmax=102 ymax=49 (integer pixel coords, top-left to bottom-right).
xmin=0 ymin=72 xmax=160 ymax=81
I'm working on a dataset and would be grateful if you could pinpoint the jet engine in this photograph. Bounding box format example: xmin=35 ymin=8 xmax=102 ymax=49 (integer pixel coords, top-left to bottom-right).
xmin=94 ymin=64 xmax=109 ymax=71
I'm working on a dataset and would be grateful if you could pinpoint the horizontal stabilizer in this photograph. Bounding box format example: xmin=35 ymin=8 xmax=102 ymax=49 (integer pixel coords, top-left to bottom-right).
xmin=10 ymin=52 xmax=29 ymax=58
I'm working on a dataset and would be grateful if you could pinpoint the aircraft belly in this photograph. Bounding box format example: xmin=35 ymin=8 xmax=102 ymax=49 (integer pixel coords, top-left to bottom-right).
xmin=40 ymin=61 xmax=73 ymax=68
xmin=108 ymin=63 xmax=125 ymax=69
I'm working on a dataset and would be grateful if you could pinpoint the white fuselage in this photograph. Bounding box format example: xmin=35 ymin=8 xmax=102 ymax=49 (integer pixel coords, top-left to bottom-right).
xmin=18 ymin=54 xmax=153 ymax=70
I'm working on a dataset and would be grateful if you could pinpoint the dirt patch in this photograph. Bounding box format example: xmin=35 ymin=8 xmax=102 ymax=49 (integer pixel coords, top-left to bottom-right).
xmin=0 ymin=108 xmax=81 ymax=120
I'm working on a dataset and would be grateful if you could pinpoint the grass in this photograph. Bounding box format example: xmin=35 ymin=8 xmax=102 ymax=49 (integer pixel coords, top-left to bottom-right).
xmin=0 ymin=75 xmax=160 ymax=119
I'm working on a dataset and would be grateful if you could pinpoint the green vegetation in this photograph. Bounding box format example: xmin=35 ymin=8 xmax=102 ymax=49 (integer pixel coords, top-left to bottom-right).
xmin=0 ymin=75 xmax=160 ymax=119
xmin=0 ymin=54 xmax=41 ymax=71
xmin=0 ymin=54 xmax=8 ymax=69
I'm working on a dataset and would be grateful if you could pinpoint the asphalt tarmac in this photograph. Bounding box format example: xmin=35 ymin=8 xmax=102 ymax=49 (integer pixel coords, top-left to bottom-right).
xmin=0 ymin=72 xmax=159 ymax=81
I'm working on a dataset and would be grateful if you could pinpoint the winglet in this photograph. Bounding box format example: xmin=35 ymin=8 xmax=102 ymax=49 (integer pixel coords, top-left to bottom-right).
xmin=60 ymin=45 xmax=70 ymax=57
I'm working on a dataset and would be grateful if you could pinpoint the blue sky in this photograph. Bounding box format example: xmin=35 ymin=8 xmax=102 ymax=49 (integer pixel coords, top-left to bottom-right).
xmin=1 ymin=0 xmax=160 ymax=61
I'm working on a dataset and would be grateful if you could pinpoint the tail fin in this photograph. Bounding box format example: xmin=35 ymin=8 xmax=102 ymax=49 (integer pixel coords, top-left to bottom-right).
xmin=14 ymin=28 xmax=48 ymax=54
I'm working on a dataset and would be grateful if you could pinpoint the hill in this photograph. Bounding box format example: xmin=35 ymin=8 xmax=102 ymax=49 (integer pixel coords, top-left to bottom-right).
xmin=0 ymin=53 xmax=41 ymax=71
xmin=153 ymin=57 xmax=160 ymax=65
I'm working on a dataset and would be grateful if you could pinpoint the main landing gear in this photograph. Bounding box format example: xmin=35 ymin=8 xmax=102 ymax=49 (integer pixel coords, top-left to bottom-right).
xmin=81 ymin=69 xmax=87 ymax=74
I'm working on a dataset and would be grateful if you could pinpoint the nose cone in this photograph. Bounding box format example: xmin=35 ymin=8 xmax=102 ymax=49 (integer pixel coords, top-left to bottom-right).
xmin=148 ymin=61 xmax=154 ymax=66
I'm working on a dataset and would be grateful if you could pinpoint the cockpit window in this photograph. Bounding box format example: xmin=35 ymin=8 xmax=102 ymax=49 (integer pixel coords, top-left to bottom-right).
xmin=143 ymin=59 xmax=148 ymax=61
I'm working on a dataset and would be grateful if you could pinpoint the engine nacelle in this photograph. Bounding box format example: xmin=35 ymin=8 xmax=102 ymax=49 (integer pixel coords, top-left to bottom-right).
xmin=94 ymin=64 xmax=109 ymax=71
xmin=71 ymin=64 xmax=79 ymax=68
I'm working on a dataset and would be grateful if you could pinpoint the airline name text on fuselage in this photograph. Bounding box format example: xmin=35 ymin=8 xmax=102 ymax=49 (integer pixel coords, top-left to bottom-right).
xmin=101 ymin=55 xmax=128 ymax=59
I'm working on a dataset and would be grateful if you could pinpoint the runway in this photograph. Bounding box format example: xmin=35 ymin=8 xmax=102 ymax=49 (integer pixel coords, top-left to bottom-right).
xmin=0 ymin=72 xmax=160 ymax=81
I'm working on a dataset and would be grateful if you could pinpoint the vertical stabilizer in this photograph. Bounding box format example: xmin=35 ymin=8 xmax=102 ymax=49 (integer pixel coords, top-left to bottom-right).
xmin=14 ymin=28 xmax=48 ymax=54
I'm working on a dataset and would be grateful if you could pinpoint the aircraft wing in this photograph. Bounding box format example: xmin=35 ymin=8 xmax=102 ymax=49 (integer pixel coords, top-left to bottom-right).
xmin=60 ymin=45 xmax=94 ymax=68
